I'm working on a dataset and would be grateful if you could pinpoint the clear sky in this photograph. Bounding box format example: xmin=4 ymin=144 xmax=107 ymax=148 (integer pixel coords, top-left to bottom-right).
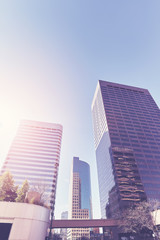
xmin=0 ymin=0 xmax=160 ymax=219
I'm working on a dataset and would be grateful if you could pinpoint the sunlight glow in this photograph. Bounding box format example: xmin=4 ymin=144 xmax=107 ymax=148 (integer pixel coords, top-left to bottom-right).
xmin=0 ymin=105 xmax=20 ymax=169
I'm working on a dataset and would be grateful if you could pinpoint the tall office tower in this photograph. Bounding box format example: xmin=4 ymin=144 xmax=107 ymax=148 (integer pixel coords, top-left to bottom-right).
xmin=1 ymin=119 xmax=63 ymax=210
xmin=68 ymin=157 xmax=92 ymax=240
xmin=92 ymin=80 xmax=160 ymax=218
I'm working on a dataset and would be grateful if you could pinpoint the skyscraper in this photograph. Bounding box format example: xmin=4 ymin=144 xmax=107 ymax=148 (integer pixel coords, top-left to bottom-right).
xmin=1 ymin=119 xmax=63 ymax=210
xmin=92 ymin=80 xmax=160 ymax=218
xmin=68 ymin=157 xmax=92 ymax=240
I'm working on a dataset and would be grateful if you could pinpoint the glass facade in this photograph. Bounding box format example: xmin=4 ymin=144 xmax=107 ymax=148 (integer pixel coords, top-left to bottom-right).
xmin=73 ymin=157 xmax=92 ymax=217
xmin=1 ymin=119 xmax=63 ymax=211
xmin=68 ymin=157 xmax=92 ymax=240
xmin=92 ymin=80 xmax=160 ymax=218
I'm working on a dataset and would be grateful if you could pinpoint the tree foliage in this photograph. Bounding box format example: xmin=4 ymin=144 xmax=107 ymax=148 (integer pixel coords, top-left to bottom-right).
xmin=0 ymin=171 xmax=18 ymax=202
xmin=0 ymin=171 xmax=49 ymax=208
xmin=120 ymin=200 xmax=160 ymax=240
xmin=16 ymin=179 xmax=29 ymax=202
xmin=25 ymin=182 xmax=50 ymax=208
xmin=25 ymin=181 xmax=49 ymax=207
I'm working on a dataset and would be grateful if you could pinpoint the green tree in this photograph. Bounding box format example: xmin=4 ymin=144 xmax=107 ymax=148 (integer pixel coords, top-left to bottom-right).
xmin=0 ymin=171 xmax=18 ymax=202
xmin=16 ymin=179 xmax=29 ymax=202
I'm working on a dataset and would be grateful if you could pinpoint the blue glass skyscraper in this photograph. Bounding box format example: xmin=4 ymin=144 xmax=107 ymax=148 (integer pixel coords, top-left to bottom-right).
xmin=68 ymin=157 xmax=92 ymax=240
xmin=73 ymin=157 xmax=92 ymax=218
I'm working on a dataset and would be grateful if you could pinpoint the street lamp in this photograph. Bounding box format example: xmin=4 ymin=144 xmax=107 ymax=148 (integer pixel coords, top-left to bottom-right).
xmin=46 ymin=167 xmax=58 ymax=240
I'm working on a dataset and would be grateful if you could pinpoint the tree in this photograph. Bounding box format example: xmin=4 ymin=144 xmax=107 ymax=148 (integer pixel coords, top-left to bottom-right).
xmin=0 ymin=171 xmax=18 ymax=202
xmin=0 ymin=171 xmax=48 ymax=208
xmin=25 ymin=181 xmax=49 ymax=207
xmin=120 ymin=200 xmax=160 ymax=240
xmin=16 ymin=179 xmax=29 ymax=202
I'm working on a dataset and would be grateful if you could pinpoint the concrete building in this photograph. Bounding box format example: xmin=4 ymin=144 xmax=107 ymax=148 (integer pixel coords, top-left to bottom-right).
xmin=1 ymin=119 xmax=63 ymax=210
xmin=68 ymin=157 xmax=92 ymax=240
xmin=60 ymin=211 xmax=68 ymax=240
xmin=0 ymin=201 xmax=50 ymax=240
xmin=92 ymin=80 xmax=160 ymax=218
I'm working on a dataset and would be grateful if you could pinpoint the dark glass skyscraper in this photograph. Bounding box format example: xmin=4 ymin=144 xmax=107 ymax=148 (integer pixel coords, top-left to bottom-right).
xmin=92 ymin=80 xmax=160 ymax=218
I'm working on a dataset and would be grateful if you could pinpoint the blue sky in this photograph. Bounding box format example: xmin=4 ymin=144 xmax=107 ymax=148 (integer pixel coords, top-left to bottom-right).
xmin=0 ymin=0 xmax=160 ymax=218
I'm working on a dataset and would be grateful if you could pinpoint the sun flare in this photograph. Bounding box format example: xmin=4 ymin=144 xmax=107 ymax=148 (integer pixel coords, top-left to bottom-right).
xmin=0 ymin=105 xmax=20 ymax=169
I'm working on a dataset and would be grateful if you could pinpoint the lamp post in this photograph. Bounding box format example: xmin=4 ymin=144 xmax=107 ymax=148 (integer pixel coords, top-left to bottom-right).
xmin=45 ymin=202 xmax=54 ymax=240
xmin=46 ymin=166 xmax=58 ymax=240
xmin=48 ymin=203 xmax=54 ymax=239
